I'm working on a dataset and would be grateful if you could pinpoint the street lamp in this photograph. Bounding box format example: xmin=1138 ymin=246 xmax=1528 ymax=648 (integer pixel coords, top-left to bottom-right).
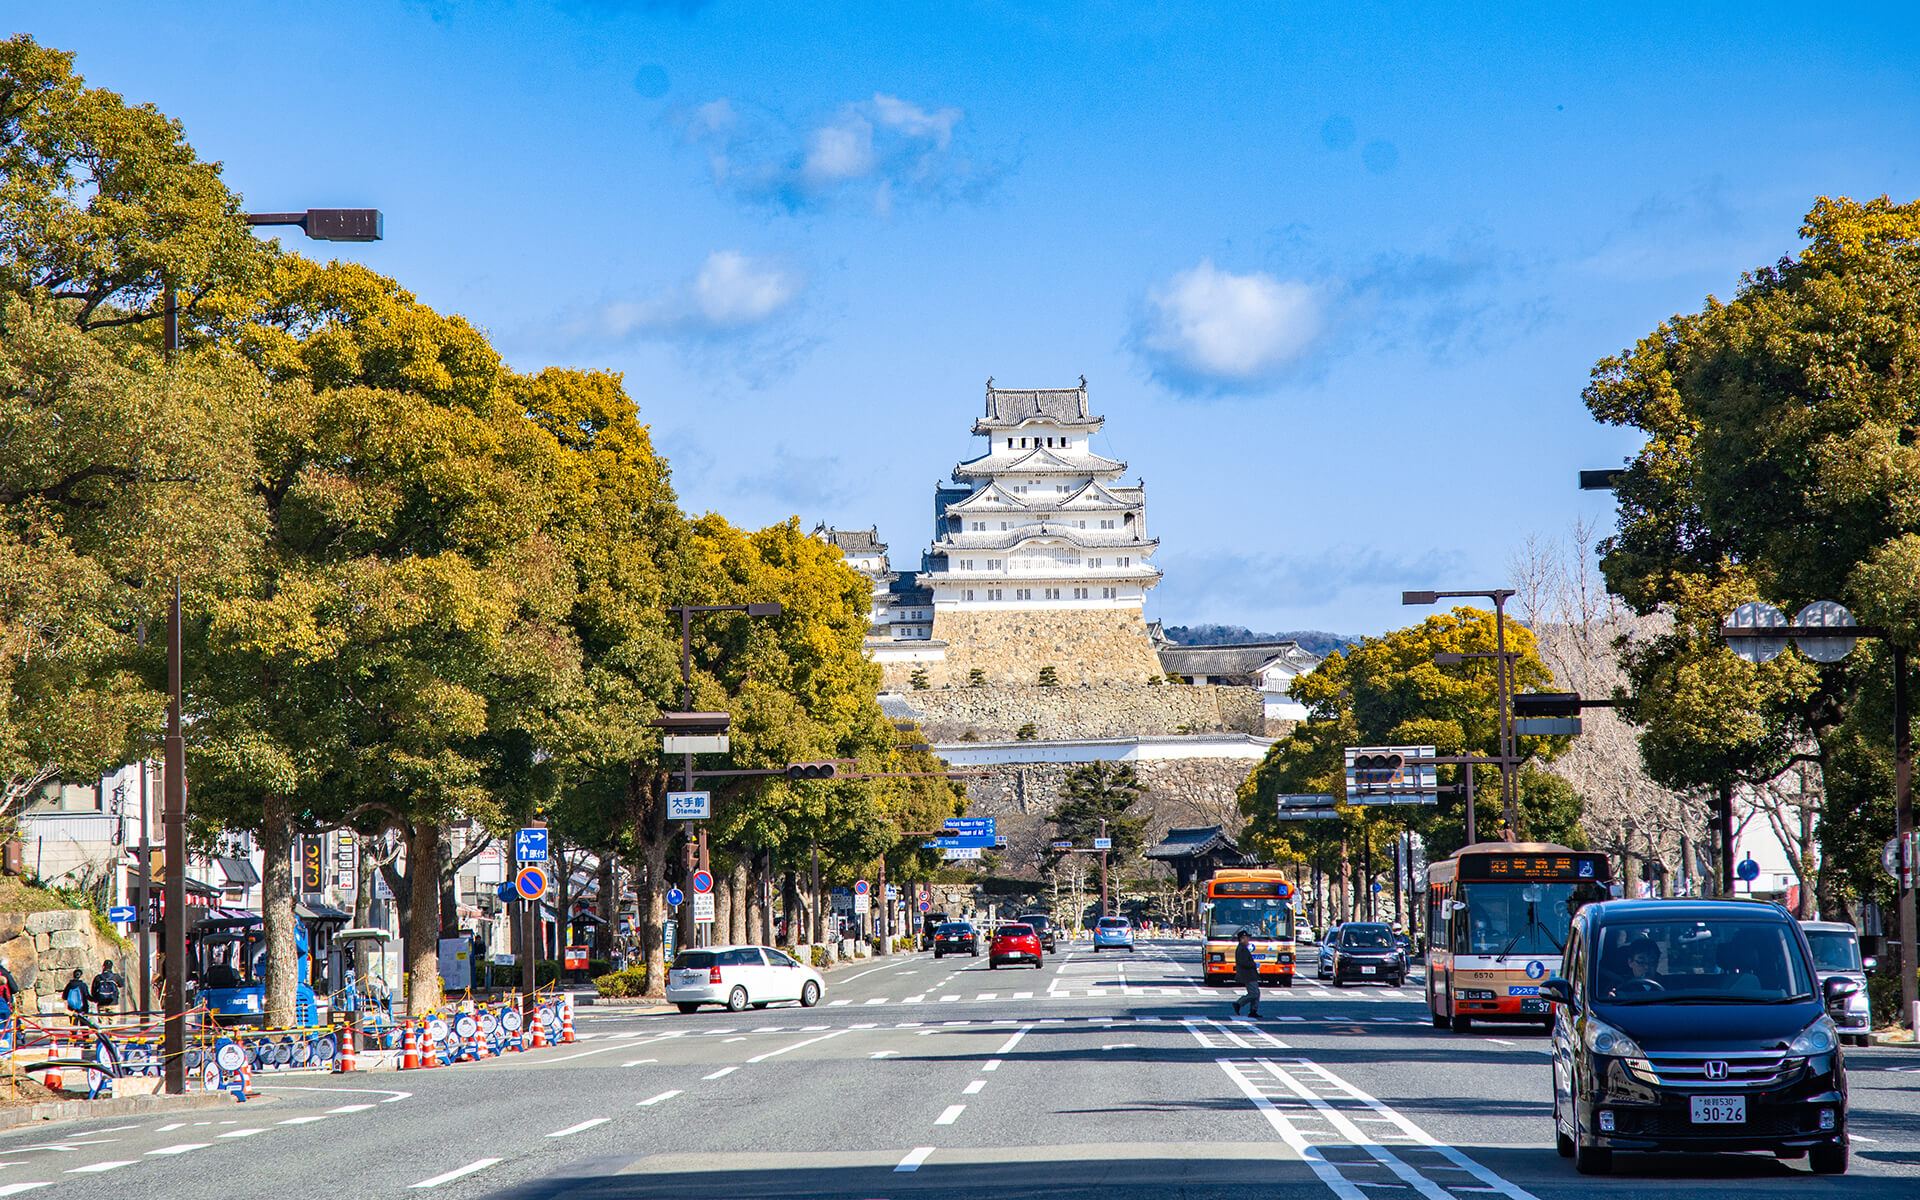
xmin=1405 ymin=589 xmax=1520 ymax=832
xmin=163 ymin=208 xmax=386 ymax=361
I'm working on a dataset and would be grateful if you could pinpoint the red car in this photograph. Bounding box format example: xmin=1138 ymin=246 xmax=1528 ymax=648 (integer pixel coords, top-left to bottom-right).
xmin=989 ymin=923 xmax=1044 ymax=969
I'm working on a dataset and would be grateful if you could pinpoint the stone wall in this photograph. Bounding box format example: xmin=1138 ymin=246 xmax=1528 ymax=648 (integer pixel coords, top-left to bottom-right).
xmin=881 ymin=607 xmax=1164 ymax=690
xmin=903 ymin=683 xmax=1269 ymax=741
xmin=0 ymin=910 xmax=127 ymax=1016
xmin=960 ymin=757 xmax=1259 ymax=879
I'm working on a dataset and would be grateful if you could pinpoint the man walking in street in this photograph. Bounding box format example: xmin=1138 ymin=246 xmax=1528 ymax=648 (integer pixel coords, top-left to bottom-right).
xmin=1230 ymin=928 xmax=1261 ymax=1019
xmin=91 ymin=959 xmax=125 ymax=1015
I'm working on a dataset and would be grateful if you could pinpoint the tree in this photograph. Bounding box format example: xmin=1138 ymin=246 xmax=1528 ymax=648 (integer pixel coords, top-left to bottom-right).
xmin=1584 ymin=194 xmax=1920 ymax=921
xmin=0 ymin=36 xmax=262 ymax=334
xmin=1047 ymin=763 xmax=1147 ymax=863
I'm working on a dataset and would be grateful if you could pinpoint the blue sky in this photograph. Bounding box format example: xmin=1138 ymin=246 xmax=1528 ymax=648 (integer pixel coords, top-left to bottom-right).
xmin=24 ymin=1 xmax=1920 ymax=635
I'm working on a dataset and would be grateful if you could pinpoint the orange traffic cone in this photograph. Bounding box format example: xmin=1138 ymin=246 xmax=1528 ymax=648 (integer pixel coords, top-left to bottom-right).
xmin=336 ymin=1018 xmax=356 ymax=1073
xmin=400 ymin=1022 xmax=419 ymax=1070
xmin=560 ymin=996 xmax=575 ymax=1044
xmin=529 ymin=1007 xmax=546 ymax=1049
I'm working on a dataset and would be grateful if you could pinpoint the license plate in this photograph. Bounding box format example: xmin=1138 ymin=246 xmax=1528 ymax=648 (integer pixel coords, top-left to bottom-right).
xmin=1690 ymin=1096 xmax=1745 ymax=1124
xmin=1361 ymin=966 xmax=1376 ymax=975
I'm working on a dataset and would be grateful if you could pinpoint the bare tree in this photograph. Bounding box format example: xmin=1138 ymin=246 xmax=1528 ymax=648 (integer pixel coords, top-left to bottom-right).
xmin=1511 ymin=520 xmax=1705 ymax=892
xmin=1736 ymin=762 xmax=1821 ymax=918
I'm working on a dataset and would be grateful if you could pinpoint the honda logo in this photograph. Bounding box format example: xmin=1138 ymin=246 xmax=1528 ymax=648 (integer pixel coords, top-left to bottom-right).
xmin=1703 ymin=1060 xmax=1729 ymax=1081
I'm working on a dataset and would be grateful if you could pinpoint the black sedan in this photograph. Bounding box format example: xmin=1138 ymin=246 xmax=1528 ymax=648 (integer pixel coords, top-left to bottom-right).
xmin=931 ymin=921 xmax=979 ymax=958
xmin=1321 ymin=922 xmax=1406 ymax=986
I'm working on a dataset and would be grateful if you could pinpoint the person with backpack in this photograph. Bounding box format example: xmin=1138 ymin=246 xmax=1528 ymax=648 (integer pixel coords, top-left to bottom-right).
xmin=63 ymin=968 xmax=90 ymax=1023
xmin=91 ymin=959 xmax=125 ymax=1014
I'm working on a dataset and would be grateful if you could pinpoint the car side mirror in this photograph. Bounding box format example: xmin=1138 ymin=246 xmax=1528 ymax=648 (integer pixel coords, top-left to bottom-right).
xmin=1823 ymin=976 xmax=1860 ymax=1005
xmin=1539 ymin=977 xmax=1575 ymax=1012
xmin=1861 ymin=956 xmax=1877 ymax=971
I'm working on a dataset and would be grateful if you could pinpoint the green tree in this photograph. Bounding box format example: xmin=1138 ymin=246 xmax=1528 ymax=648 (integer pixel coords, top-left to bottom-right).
xmin=1585 ymin=195 xmax=1920 ymax=915
xmin=1047 ymin=762 xmax=1147 ymax=863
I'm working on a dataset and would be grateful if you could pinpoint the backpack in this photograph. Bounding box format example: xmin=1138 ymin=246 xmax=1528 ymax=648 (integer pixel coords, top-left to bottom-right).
xmin=93 ymin=973 xmax=120 ymax=1006
xmin=64 ymin=978 xmax=89 ymax=1012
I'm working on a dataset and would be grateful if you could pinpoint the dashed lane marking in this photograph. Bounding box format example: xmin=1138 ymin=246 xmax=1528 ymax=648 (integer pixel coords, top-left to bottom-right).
xmin=326 ymin=1104 xmax=376 ymax=1114
xmin=746 ymin=1029 xmax=850 ymax=1063
xmin=934 ymin=1104 xmax=966 ymax=1125
xmin=65 ymin=1162 xmax=134 ymax=1173
xmin=217 ymin=1128 xmax=267 ymax=1138
xmin=146 ymin=1143 xmax=209 ymax=1156
xmin=547 ymin=1118 xmax=611 ymax=1138
xmin=704 ymin=1067 xmax=738 ymax=1080
xmin=637 ymin=1090 xmax=682 ymax=1106
xmin=409 ymin=1158 xmax=504 ymax=1189
xmin=982 ymin=1058 xmax=1002 ymax=1071
xmin=895 ymin=1147 xmax=935 ymax=1172
xmin=0 ymin=1184 xmax=51 ymax=1196
xmin=963 ymin=1080 xmax=986 ymax=1094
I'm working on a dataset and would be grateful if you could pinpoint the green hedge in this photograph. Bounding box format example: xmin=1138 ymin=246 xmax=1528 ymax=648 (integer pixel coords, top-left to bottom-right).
xmin=1867 ymin=971 xmax=1914 ymax=1030
xmin=593 ymin=966 xmax=650 ymax=998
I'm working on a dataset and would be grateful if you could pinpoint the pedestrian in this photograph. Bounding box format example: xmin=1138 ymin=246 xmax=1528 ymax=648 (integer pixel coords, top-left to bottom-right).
xmin=1230 ymin=928 xmax=1262 ymax=1019
xmin=63 ymin=968 xmax=91 ymax=1023
xmin=90 ymin=958 xmax=125 ymax=1015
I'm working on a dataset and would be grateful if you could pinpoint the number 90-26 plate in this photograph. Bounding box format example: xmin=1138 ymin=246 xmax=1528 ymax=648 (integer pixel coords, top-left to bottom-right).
xmin=1689 ymin=1096 xmax=1745 ymax=1123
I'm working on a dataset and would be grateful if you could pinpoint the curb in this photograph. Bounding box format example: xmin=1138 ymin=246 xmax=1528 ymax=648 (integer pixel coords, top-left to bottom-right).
xmin=0 ymin=1089 xmax=243 ymax=1132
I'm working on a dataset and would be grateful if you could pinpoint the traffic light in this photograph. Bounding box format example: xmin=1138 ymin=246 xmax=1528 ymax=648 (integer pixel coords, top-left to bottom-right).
xmin=1351 ymin=752 xmax=1404 ymax=773
xmin=1512 ymin=692 xmax=1581 ymax=718
xmin=786 ymin=762 xmax=837 ymax=781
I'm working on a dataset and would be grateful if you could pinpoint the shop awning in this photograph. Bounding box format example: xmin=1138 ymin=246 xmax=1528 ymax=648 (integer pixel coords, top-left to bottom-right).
xmin=215 ymin=856 xmax=259 ymax=887
xmin=295 ymin=901 xmax=353 ymax=924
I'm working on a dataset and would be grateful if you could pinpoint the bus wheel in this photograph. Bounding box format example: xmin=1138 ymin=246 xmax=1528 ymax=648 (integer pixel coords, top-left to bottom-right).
xmin=1450 ymin=1012 xmax=1472 ymax=1033
xmin=1278 ymin=976 xmax=1292 ymax=988
xmin=1431 ymin=1011 xmax=1448 ymax=1029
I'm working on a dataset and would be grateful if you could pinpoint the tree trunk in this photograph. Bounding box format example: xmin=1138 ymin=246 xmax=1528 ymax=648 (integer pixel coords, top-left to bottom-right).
xmin=715 ymin=870 xmax=733 ymax=944
xmin=597 ymin=854 xmax=616 ymax=955
xmin=731 ymin=858 xmax=750 ymax=944
xmin=405 ymin=821 xmax=443 ymax=1017
xmin=781 ymin=870 xmax=799 ymax=947
xmin=258 ymin=794 xmax=299 ymax=1027
xmin=353 ymin=835 xmax=376 ymax=982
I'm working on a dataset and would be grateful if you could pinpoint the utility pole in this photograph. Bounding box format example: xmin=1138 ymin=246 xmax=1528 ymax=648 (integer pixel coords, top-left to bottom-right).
xmin=1099 ymin=817 xmax=1109 ymax=920
xmin=162 ymin=580 xmax=187 ymax=1094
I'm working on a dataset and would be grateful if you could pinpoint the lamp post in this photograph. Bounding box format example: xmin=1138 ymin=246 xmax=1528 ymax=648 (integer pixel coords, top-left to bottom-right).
xmin=662 ymin=602 xmax=782 ymax=948
xmin=1405 ymin=589 xmax=1520 ymax=831
xmin=164 ymin=209 xmax=384 ymax=362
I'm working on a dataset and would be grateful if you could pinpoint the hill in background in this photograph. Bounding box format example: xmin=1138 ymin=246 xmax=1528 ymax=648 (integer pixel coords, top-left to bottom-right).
xmin=1160 ymin=624 xmax=1361 ymax=658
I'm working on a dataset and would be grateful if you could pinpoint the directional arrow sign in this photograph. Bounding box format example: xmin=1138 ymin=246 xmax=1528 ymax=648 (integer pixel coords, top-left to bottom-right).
xmin=515 ymin=827 xmax=549 ymax=863
xmin=108 ymin=905 xmax=136 ymax=923
xmin=666 ymin=887 xmax=684 ymax=907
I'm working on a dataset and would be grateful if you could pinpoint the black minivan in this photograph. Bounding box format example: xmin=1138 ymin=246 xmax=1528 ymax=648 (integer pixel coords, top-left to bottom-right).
xmin=1541 ymin=899 xmax=1857 ymax=1176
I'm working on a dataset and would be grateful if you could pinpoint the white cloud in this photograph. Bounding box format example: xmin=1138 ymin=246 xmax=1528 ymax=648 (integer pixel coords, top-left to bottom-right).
xmin=591 ymin=250 xmax=805 ymax=340
xmin=1135 ymin=260 xmax=1324 ymax=388
xmin=677 ymin=92 xmax=993 ymax=214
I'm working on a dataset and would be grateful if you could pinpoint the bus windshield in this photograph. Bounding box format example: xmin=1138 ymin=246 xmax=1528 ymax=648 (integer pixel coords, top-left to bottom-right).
xmin=1209 ymin=897 xmax=1291 ymax=940
xmin=1458 ymin=881 xmax=1605 ymax=958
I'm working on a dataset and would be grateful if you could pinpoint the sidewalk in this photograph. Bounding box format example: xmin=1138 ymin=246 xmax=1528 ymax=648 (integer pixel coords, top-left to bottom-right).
xmin=0 ymin=1089 xmax=251 ymax=1132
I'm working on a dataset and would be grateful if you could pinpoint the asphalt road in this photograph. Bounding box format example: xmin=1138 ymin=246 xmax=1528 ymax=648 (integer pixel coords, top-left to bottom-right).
xmin=1 ymin=938 xmax=1916 ymax=1199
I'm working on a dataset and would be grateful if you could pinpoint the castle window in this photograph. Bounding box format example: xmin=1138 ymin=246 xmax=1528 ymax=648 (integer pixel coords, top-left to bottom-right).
xmin=964 ymin=590 xmax=974 ymax=602
xmin=961 ymin=559 xmax=974 ymax=570
xmin=1102 ymin=587 xmax=1117 ymax=599
xmin=1007 ymin=438 xmax=1014 ymax=448
xmin=988 ymin=589 xmax=1002 ymax=601
xmin=1044 ymin=587 xmax=1061 ymax=600
xmin=1089 ymin=558 xmax=1102 ymax=568
xmin=1000 ymin=522 xmax=1008 ymax=530
xmin=1073 ymin=587 xmax=1088 ymax=600
xmin=1076 ymin=520 xmax=1086 ymax=528
xmin=1118 ymin=556 xmax=1131 ymax=566
xmin=1100 ymin=519 xmax=1115 ymax=529
xmin=1016 ymin=588 xmax=1031 ymax=601
xmin=987 ymin=558 xmax=1001 ymax=570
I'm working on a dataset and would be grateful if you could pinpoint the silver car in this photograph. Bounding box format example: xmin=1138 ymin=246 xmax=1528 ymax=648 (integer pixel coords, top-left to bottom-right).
xmin=666 ymin=945 xmax=825 ymax=1013
xmin=1800 ymin=920 xmax=1873 ymax=1046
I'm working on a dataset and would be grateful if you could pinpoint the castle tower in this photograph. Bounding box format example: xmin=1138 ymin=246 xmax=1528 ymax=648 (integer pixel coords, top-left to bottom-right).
xmin=905 ymin=378 xmax=1165 ymax=687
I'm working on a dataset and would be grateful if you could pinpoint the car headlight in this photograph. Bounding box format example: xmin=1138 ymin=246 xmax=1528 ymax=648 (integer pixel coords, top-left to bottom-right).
xmin=1583 ymin=1016 xmax=1644 ymax=1058
xmin=1789 ymin=1017 xmax=1838 ymax=1056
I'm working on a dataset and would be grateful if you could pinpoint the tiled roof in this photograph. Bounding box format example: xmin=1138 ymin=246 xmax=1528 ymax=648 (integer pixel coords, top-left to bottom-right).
xmin=973 ymin=378 xmax=1101 ymax=431
xmin=812 ymin=524 xmax=886 ymax=554
xmin=1145 ymin=825 xmax=1249 ymax=861
xmin=1156 ymin=641 xmax=1322 ymax=679
xmin=954 ymin=445 xmax=1125 ymax=478
xmin=932 ymin=525 xmax=1160 ymax=553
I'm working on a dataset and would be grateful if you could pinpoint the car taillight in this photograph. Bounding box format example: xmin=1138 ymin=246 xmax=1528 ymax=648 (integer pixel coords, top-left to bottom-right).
xmin=710 ymin=966 xmax=723 ymax=984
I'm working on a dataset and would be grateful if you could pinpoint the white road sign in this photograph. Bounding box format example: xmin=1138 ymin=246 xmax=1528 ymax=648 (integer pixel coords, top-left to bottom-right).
xmin=942 ymin=846 xmax=983 ymax=860
xmin=692 ymin=892 xmax=715 ymax=923
xmin=666 ymin=791 xmax=711 ymax=820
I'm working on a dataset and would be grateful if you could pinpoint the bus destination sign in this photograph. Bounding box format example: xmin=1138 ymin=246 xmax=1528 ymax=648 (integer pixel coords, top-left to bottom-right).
xmin=1212 ymin=879 xmax=1291 ymax=897
xmin=1469 ymin=854 xmax=1603 ymax=882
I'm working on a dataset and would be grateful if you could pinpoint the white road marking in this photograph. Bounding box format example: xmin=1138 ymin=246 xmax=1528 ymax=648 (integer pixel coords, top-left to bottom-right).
xmin=637 ymin=1090 xmax=683 ymax=1106
xmin=963 ymin=1079 xmax=986 ymax=1094
xmin=903 ymin=995 xmax=925 ymax=1003
xmin=547 ymin=1118 xmax=611 ymax=1138
xmin=828 ymin=999 xmax=852 ymax=1006
xmin=852 ymin=1022 xmax=878 ymax=1029
xmin=146 ymin=1143 xmax=210 ymax=1155
xmin=940 ymin=994 xmax=960 ymax=1002
xmin=1013 ymin=991 xmax=1032 ymax=999
xmin=982 ymin=1058 xmax=1002 ymax=1071
xmin=65 ymin=1162 xmax=135 ymax=1173
xmin=156 ymin=1123 xmax=185 ymax=1132
xmin=747 ymin=1028 xmax=850 ymax=1062
xmin=217 ymin=1128 xmax=267 ymax=1138
xmin=326 ymin=1103 xmax=376 ymax=1113
xmin=870 ymin=1050 xmax=898 ymax=1058
xmin=621 ymin=1058 xmax=659 ymax=1066
xmin=0 ymin=1185 xmax=51 ymax=1196
xmin=409 ymin=1158 xmax=503 ymax=1189
xmin=895 ymin=1146 xmax=936 ymax=1172
xmin=934 ymin=1104 xmax=966 ymax=1125
xmin=993 ymin=1025 xmax=1031 ymax=1055
xmin=277 ymin=1117 xmax=328 ymax=1125
xmin=704 ymin=1066 xmax=738 ymax=1080
xmin=864 ymin=997 xmax=889 ymax=1005
xmin=543 ymin=1034 xmax=673 ymax=1063
xmin=977 ymin=993 xmax=999 ymax=1000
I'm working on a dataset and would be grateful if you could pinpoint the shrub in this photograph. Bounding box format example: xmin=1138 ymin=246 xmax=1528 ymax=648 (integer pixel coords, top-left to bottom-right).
xmin=968 ymin=668 xmax=986 ymax=687
xmin=811 ymin=945 xmax=830 ymax=968
xmin=493 ymin=960 xmax=564 ymax=988
xmin=1146 ymin=674 xmax=1162 ymax=685
xmin=593 ymin=966 xmax=650 ymax=998
xmin=1016 ymin=722 xmax=1038 ymax=741
xmin=910 ymin=666 xmax=930 ymax=690
xmin=1867 ymin=972 xmax=1913 ymax=1029
xmin=1037 ymin=665 xmax=1059 ymax=687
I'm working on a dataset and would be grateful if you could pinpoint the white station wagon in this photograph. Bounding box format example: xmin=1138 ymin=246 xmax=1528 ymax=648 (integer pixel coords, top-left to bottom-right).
xmin=667 ymin=945 xmax=825 ymax=1013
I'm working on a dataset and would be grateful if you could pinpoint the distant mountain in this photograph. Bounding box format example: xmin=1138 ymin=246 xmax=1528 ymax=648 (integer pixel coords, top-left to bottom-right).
xmin=1160 ymin=624 xmax=1361 ymax=659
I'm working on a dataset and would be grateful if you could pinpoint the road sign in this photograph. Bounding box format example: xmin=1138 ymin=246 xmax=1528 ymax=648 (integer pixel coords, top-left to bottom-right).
xmin=515 ymin=828 xmax=549 ymax=863
xmin=925 ymin=835 xmax=996 ymax=849
xmin=1051 ymin=840 xmax=1073 ymax=849
xmin=666 ymin=791 xmax=711 ymax=820
xmin=107 ymin=905 xmax=135 ymax=923
xmin=918 ymin=898 xmax=931 ymax=913
xmin=496 ymin=882 xmax=517 ymax=902
xmin=854 ymin=879 xmax=869 ymax=895
xmin=663 ymin=734 xmax=730 ymax=754
xmin=666 ymin=887 xmax=685 ymax=907
xmin=1736 ymin=856 xmax=1761 ymax=883
xmin=1371 ymin=882 xmax=1383 ymax=893
xmin=1794 ymin=601 xmax=1860 ymax=662
xmin=692 ymin=893 xmax=715 ymax=923
xmin=1344 ymin=745 xmax=1438 ymax=805
xmin=945 ymin=818 xmax=995 ymax=832
xmin=1275 ymin=793 xmax=1339 ymax=820
xmin=942 ymin=846 xmax=983 ymax=860
xmin=854 ymin=892 xmax=870 ymax=914
xmin=1093 ymin=837 xmax=1112 ymax=850
xmin=514 ymin=865 xmax=548 ymax=900
xmin=691 ymin=870 xmax=714 ymax=894
xmin=1726 ymin=601 xmax=1790 ymax=664
xmin=1513 ymin=717 xmax=1582 ymax=736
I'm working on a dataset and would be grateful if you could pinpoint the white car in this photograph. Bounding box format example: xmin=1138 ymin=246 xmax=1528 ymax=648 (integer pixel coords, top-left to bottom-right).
xmin=666 ymin=945 xmax=824 ymax=1013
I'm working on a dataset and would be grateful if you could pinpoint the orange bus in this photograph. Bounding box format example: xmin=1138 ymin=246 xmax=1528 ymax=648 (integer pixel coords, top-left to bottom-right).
xmin=1426 ymin=841 xmax=1611 ymax=1031
xmin=1201 ymin=870 xmax=1297 ymax=987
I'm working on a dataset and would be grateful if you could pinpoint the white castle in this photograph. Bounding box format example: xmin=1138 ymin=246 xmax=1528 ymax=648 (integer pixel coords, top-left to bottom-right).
xmin=926 ymin=377 xmax=1161 ymax=611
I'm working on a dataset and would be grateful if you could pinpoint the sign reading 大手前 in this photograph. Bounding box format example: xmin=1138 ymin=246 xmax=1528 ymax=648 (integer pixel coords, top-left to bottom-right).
xmin=515 ymin=828 xmax=549 ymax=863
xmin=666 ymin=791 xmax=710 ymax=820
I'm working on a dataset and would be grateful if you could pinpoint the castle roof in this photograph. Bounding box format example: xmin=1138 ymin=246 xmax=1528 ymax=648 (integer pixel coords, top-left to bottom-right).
xmin=812 ymin=524 xmax=887 ymax=555
xmin=972 ymin=378 xmax=1102 ymax=433
xmin=954 ymin=444 xmax=1125 ymax=479
xmin=1156 ymin=641 xmax=1322 ymax=682
xmin=1145 ymin=824 xmax=1251 ymax=862
xmin=933 ymin=524 xmax=1160 ymax=554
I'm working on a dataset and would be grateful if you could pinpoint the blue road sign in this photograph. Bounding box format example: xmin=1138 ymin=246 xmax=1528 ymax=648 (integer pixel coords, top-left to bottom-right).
xmin=918 ymin=898 xmax=931 ymax=912
xmin=515 ymin=865 xmax=548 ymax=900
xmin=107 ymin=905 xmax=136 ymax=923
xmin=692 ymin=870 xmax=714 ymax=894
xmin=666 ymin=887 xmax=685 ymax=907
xmin=925 ymin=835 xmax=996 ymax=849
xmin=1737 ymin=856 xmax=1761 ymax=882
xmin=854 ymin=879 xmax=869 ymax=895
xmin=495 ymin=882 xmax=516 ymax=902
xmin=515 ymin=828 xmax=549 ymax=863
xmin=1093 ymin=837 xmax=1112 ymax=851
xmin=666 ymin=791 xmax=710 ymax=820
xmin=945 ymin=818 xmax=995 ymax=832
